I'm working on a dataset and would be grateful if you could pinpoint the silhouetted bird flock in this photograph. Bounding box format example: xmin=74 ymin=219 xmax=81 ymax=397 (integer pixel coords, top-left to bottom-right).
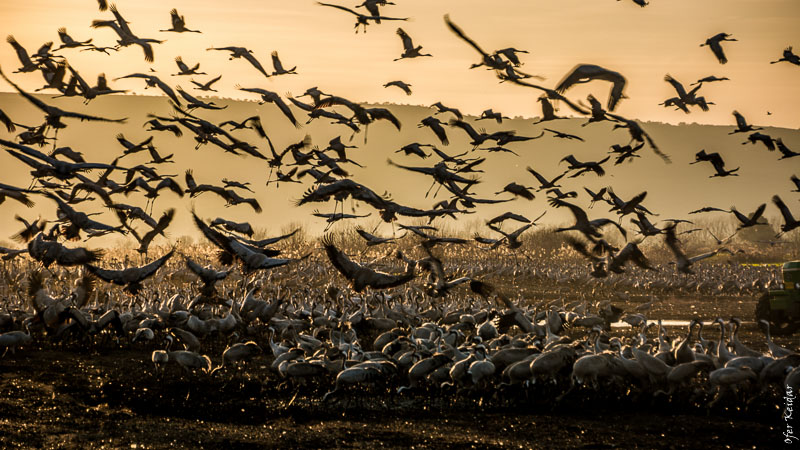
xmin=0 ymin=1 xmax=795 ymax=292
xmin=0 ymin=3 xmax=797 ymax=411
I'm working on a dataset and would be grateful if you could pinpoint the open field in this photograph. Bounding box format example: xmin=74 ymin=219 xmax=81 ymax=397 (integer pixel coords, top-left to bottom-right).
xmin=0 ymin=238 xmax=797 ymax=449
xmin=1 ymin=2 xmax=799 ymax=448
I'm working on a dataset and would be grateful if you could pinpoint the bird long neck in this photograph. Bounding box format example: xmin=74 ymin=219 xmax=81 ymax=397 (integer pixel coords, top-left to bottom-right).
xmin=593 ymin=332 xmax=602 ymax=354
xmin=763 ymin=321 xmax=772 ymax=345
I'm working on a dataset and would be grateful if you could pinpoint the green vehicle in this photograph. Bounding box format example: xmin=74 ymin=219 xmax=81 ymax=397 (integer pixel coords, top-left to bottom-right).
xmin=756 ymin=260 xmax=800 ymax=335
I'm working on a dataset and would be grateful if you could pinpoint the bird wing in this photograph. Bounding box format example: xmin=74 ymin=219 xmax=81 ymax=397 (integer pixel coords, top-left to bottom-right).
xmin=58 ymin=246 xmax=103 ymax=266
xmin=709 ymin=40 xmax=727 ymax=64
xmin=58 ymin=107 xmax=128 ymax=123
xmin=2 ymin=67 xmax=125 ymax=123
xmin=0 ymin=108 xmax=14 ymax=132
xmin=525 ymin=166 xmax=551 ymax=186
xmin=688 ymin=249 xmax=720 ymax=264
xmin=175 ymin=57 xmax=189 ymax=72
xmin=551 ymin=198 xmax=589 ymax=224
xmin=273 ymin=97 xmax=299 ymax=127
xmin=186 ymin=257 xmax=219 ymax=282
xmin=772 ymin=195 xmax=797 ymax=226
xmin=367 ymin=108 xmax=401 ymax=130
xmin=554 ymin=64 xmax=588 ymax=93
xmin=0 ymin=66 xmax=55 ymax=114
xmin=135 ymin=41 xmax=155 ymax=63
xmin=618 ymin=242 xmax=654 ymax=270
xmin=317 ymin=2 xmax=361 ymax=17
xmin=6 ymin=36 xmax=33 ymax=66
xmin=322 ymin=235 xmax=364 ymax=283
xmin=271 ymin=51 xmax=285 ymax=72
xmin=729 ymin=111 xmax=744 ymax=129
xmin=707 ymin=153 xmax=726 ymax=172
xmin=420 ymin=245 xmax=447 ymax=281
xmin=85 ymin=252 xmax=156 ymax=285
xmin=608 ymin=77 xmax=626 ymax=111
xmin=355 ymin=227 xmax=380 ymax=242
xmin=396 ymin=28 xmax=413 ymax=51
xmin=664 ymin=224 xmax=688 ymax=263
xmin=623 ymin=191 xmax=648 ymax=212
xmin=444 ymin=15 xmax=489 ymax=57
xmin=205 ymin=74 xmax=222 ymax=87
xmin=192 ymin=210 xmax=234 ymax=254
xmin=593 ymin=218 xmax=627 ymax=239
xmin=428 ymin=122 xmax=449 ymax=145
xmin=750 ymin=203 xmax=767 ymax=222
xmin=170 ymin=9 xmax=183 ymax=28
xmin=664 ymin=74 xmax=687 ymax=99
xmin=110 ymin=4 xmax=134 ymax=37
xmin=155 ymin=178 xmax=184 ymax=196
xmin=565 ymin=236 xmax=601 ymax=262
xmin=0 ymin=138 xmax=59 ymax=165
xmin=508 ymin=223 xmax=533 ymax=239
xmin=154 ymin=78 xmax=182 ymax=105
xmin=508 ymin=78 xmax=590 ymax=115
xmin=134 ymin=248 xmax=175 ymax=281
xmin=242 ymin=52 xmax=269 ymax=77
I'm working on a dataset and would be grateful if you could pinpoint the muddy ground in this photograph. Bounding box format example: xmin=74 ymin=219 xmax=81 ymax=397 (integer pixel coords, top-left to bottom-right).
xmin=0 ymin=294 xmax=795 ymax=449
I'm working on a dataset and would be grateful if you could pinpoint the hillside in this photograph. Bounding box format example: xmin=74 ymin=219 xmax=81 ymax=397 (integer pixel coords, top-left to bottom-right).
xmin=0 ymin=92 xmax=798 ymax=246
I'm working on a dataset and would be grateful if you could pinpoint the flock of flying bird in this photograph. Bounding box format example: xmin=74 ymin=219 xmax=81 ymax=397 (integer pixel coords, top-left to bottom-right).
xmin=0 ymin=1 xmax=797 ymax=294
xmin=0 ymin=0 xmax=798 ymax=410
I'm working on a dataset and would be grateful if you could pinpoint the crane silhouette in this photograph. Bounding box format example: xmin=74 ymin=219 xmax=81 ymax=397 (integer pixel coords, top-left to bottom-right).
xmin=729 ymin=110 xmax=762 ymax=134
xmin=772 ymin=195 xmax=800 ymax=236
xmin=172 ymin=57 xmax=205 ymax=76
xmin=555 ymin=64 xmax=627 ymax=111
xmin=384 ymin=80 xmax=412 ymax=95
xmin=394 ymin=28 xmax=432 ymax=61
xmin=700 ymin=33 xmax=737 ymax=64
xmin=207 ymin=46 xmax=270 ymax=77
xmin=270 ymin=51 xmax=297 ymax=75
xmin=771 ymin=46 xmax=800 ymax=65
xmin=691 ymin=150 xmax=739 ymax=177
xmin=322 ymin=235 xmax=415 ymax=292
xmin=317 ymin=2 xmax=407 ymax=33
xmin=190 ymin=75 xmax=222 ymax=92
xmin=160 ymin=9 xmax=201 ymax=33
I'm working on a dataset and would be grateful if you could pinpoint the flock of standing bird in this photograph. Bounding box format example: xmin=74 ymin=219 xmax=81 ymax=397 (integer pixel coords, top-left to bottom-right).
xmin=0 ymin=0 xmax=798 ymax=411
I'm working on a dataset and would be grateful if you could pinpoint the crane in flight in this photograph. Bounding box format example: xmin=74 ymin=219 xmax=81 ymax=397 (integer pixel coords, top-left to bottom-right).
xmin=160 ymin=9 xmax=201 ymax=33
xmin=91 ymin=5 xmax=163 ymax=63
xmin=114 ymin=73 xmax=182 ymax=106
xmin=729 ymin=110 xmax=762 ymax=134
xmin=555 ymin=64 xmax=627 ymax=111
xmin=0 ymin=67 xmax=126 ymax=131
xmin=190 ymin=75 xmax=222 ymax=92
xmin=691 ymin=150 xmax=739 ymax=178
xmin=384 ymin=80 xmax=412 ymax=95
xmin=207 ymin=46 xmax=270 ymax=78
xmin=771 ymin=46 xmax=800 ymax=66
xmin=317 ymin=2 xmax=408 ymax=33
xmin=6 ymin=36 xmax=41 ymax=73
xmin=772 ymin=195 xmax=800 ymax=236
xmin=322 ymin=235 xmax=415 ymax=292
xmin=394 ymin=28 xmax=432 ymax=61
xmin=700 ymin=33 xmax=737 ymax=64
xmin=270 ymin=51 xmax=297 ymax=75
xmin=172 ymin=57 xmax=205 ymax=76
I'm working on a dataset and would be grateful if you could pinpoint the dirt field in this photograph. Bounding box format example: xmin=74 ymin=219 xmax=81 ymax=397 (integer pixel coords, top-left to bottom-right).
xmin=0 ymin=294 xmax=793 ymax=450
xmin=0 ymin=348 xmax=786 ymax=449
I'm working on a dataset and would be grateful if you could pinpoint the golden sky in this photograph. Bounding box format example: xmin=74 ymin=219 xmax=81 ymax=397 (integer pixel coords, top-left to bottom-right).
xmin=1 ymin=0 xmax=799 ymax=127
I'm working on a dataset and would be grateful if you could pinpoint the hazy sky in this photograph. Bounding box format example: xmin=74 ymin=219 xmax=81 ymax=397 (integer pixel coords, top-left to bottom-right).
xmin=1 ymin=0 xmax=799 ymax=127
